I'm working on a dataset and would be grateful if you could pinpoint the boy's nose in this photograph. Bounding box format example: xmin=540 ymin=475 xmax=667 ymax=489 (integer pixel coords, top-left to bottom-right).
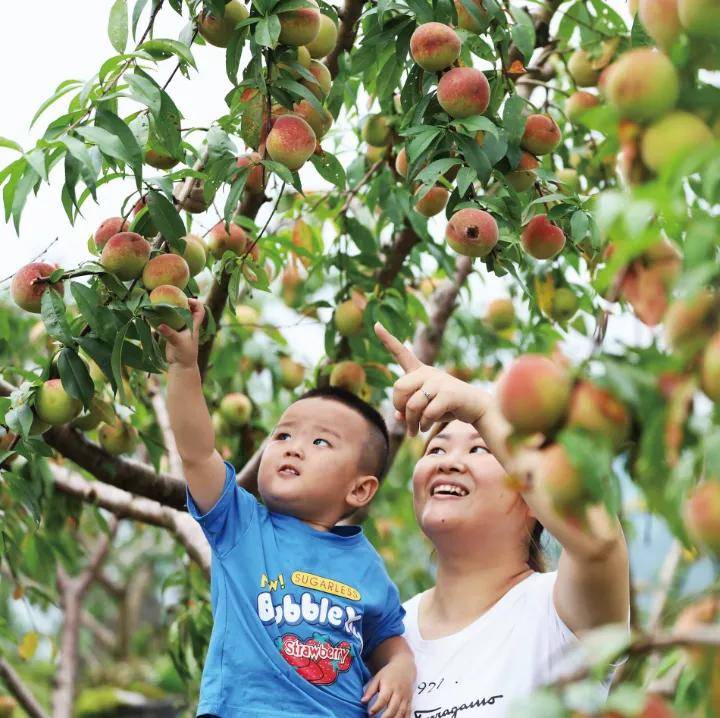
xmin=283 ymin=445 xmax=304 ymax=460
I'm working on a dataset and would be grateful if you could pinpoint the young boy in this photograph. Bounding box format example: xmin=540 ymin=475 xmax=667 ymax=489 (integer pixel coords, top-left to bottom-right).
xmin=158 ymin=299 xmax=415 ymax=718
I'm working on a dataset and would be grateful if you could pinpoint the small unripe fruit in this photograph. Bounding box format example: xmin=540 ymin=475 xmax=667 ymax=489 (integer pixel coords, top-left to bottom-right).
xmin=142 ymin=253 xmax=190 ymax=291
xmin=236 ymin=153 xmax=266 ymax=195
xmin=208 ymin=221 xmax=253 ymax=259
xmin=496 ymin=355 xmax=571 ymax=434
xmin=11 ymin=262 xmax=63 ymax=314
xmin=521 ymin=215 xmax=566 ymax=260
xmin=565 ymin=91 xmax=600 ymax=123
xmin=701 ymin=332 xmax=720 ymax=402
xmin=641 ymin=111 xmax=713 ymax=173
xmin=521 ymin=114 xmax=562 ymax=156
xmin=144 ymin=148 xmax=178 ymax=170
xmin=235 ymin=305 xmax=260 ymax=326
xmin=302 ymin=60 xmax=332 ymax=99
xmin=335 ymin=299 xmax=365 ymax=336
xmin=198 ymin=0 xmax=249 ymax=47
xmin=266 ymin=115 xmax=317 ymax=171
xmin=538 ymin=444 xmax=585 ymax=511
xmin=395 ymin=147 xmax=409 ymax=177
xmin=71 ymin=405 xmax=104 ymax=432
xmin=101 ymin=232 xmax=151 ymax=281
xmin=568 ymin=49 xmax=601 ymax=87
xmin=445 ymin=208 xmax=499 ymax=257
xmin=410 ymin=22 xmax=461 ymax=72
xmin=219 ymin=392 xmax=253 ymax=426
xmin=550 ymin=286 xmax=580 ymax=320
xmin=278 ymin=0 xmax=321 ymax=46
xmin=437 ymin=67 xmax=490 ymax=118
xmin=664 ymin=290 xmax=715 ymax=352
xmin=485 ymin=298 xmax=515 ymax=330
xmin=305 ymin=14 xmax=338 ymax=57
xmin=149 ymin=285 xmax=189 ymax=331
xmin=362 ymin=114 xmax=392 ymax=147
xmin=35 ymin=379 xmax=82 ymax=426
xmin=99 ymin=417 xmax=139 ymax=456
xmin=678 ymin=0 xmax=720 ymax=40
xmin=414 ymin=186 xmax=449 ymax=217
xmin=292 ymin=100 xmax=333 ymax=140
xmin=567 ymin=381 xmax=630 ymax=450
xmin=94 ymin=217 xmax=129 ymax=250
xmin=604 ymin=49 xmax=679 ymax=122
xmin=684 ymin=481 xmax=720 ymax=556
xmin=172 ymin=234 xmax=207 ymax=276
xmin=556 ymin=168 xmax=580 ymax=194
xmin=454 ymin=0 xmax=490 ymax=33
xmin=639 ymin=0 xmax=682 ymax=48
xmin=329 ymin=361 xmax=366 ymax=393
xmin=279 ymin=357 xmax=305 ymax=389
xmin=505 ymin=151 xmax=540 ymax=192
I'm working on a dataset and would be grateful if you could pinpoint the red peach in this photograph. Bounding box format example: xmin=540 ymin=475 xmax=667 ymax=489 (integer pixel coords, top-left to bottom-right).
xmin=11 ymin=262 xmax=64 ymax=314
xmin=521 ymin=215 xmax=566 ymax=260
xmin=684 ymin=481 xmax=720 ymax=557
xmin=278 ymin=0 xmax=321 ymax=46
xmin=208 ymin=221 xmax=256 ymax=259
xmin=437 ymin=67 xmax=490 ymax=118
xmin=267 ymin=115 xmax=317 ymax=170
xmin=566 ymin=381 xmax=631 ymax=449
xmin=172 ymin=234 xmax=207 ymax=276
xmin=142 ymin=253 xmax=190 ymax=291
xmin=521 ymin=114 xmax=562 ymax=156
xmin=505 ymin=151 xmax=540 ymax=192
xmin=454 ymin=0 xmax=490 ymax=33
xmin=301 ymin=59 xmax=332 ymax=99
xmin=101 ymin=232 xmax=151 ymax=280
xmin=410 ymin=22 xmax=461 ymax=72
xmin=538 ymin=443 xmax=586 ymax=511
xmin=565 ymin=91 xmax=600 ymax=123
xmin=94 ymin=217 xmax=129 ymax=250
xmin=329 ymin=361 xmax=366 ymax=393
xmin=236 ymin=152 xmax=266 ymax=195
xmin=445 ymin=208 xmax=499 ymax=257
xmin=415 ymin=186 xmax=450 ymax=217
xmin=292 ymin=100 xmax=333 ymax=140
xmin=305 ymin=13 xmax=338 ymax=58
xmin=149 ymin=285 xmax=189 ymax=331
xmin=639 ymin=0 xmax=682 ymax=48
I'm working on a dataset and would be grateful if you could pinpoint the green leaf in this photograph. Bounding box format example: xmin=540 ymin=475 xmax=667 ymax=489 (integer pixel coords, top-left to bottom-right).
xmin=139 ymin=39 xmax=197 ymax=68
xmin=510 ymin=5 xmax=535 ymax=61
xmin=11 ymin=165 xmax=40 ymax=232
xmin=61 ymin=134 xmax=98 ymax=199
xmin=570 ymin=210 xmax=589 ymax=242
xmin=40 ymin=289 xmax=74 ymax=346
xmin=111 ymin=322 xmax=131 ymax=404
xmin=70 ymin=282 xmax=120 ymax=343
xmin=255 ymin=15 xmax=281 ymax=48
xmin=108 ymin=0 xmax=129 ymax=53
xmin=57 ymin=348 xmax=95 ymax=408
xmin=224 ymin=171 xmax=248 ymax=224
xmin=146 ymin=189 xmax=186 ymax=243
xmin=503 ymin=94 xmax=526 ymax=142
xmin=309 ymin=152 xmax=346 ymax=189
xmin=0 ymin=137 xmax=23 ymax=153
xmin=95 ymin=109 xmax=143 ymax=187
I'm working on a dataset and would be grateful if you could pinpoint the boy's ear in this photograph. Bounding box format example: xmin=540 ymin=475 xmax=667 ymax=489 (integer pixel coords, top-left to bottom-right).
xmin=346 ymin=475 xmax=380 ymax=510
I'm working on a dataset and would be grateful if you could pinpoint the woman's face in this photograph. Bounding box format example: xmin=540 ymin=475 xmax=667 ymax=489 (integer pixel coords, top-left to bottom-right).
xmin=412 ymin=420 xmax=531 ymax=543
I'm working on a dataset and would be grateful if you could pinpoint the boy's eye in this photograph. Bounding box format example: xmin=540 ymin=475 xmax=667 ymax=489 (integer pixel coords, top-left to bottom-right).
xmin=313 ymin=437 xmax=331 ymax=447
xmin=276 ymin=432 xmax=290 ymax=440
xmin=471 ymin=446 xmax=490 ymax=454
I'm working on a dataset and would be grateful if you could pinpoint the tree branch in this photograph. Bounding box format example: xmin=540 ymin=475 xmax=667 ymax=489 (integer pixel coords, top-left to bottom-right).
xmin=377 ymin=225 xmax=422 ymax=288
xmin=326 ymin=0 xmax=367 ymax=79
xmin=149 ymin=376 xmax=183 ymax=479
xmin=0 ymin=658 xmax=49 ymax=718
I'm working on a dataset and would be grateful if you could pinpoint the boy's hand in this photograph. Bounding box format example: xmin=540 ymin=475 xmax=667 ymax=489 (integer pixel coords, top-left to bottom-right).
xmin=361 ymin=652 xmax=414 ymax=718
xmin=157 ymin=298 xmax=205 ymax=369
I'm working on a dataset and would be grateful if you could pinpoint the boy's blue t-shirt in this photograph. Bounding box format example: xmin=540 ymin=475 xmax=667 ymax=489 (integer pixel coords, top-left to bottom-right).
xmin=186 ymin=461 xmax=406 ymax=718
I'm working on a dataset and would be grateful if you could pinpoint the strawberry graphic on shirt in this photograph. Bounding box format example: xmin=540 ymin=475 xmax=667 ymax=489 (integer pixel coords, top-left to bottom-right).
xmin=278 ymin=633 xmax=354 ymax=686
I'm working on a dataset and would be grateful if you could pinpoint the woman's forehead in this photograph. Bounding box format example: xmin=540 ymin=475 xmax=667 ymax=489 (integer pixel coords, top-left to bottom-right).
xmin=433 ymin=420 xmax=484 ymax=441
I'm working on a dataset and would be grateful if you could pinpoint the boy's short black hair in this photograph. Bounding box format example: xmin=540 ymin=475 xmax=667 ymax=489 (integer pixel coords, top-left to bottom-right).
xmin=296 ymin=386 xmax=390 ymax=481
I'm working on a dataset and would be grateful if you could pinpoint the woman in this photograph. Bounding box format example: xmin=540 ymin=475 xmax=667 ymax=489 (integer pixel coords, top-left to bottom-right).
xmin=374 ymin=324 xmax=630 ymax=716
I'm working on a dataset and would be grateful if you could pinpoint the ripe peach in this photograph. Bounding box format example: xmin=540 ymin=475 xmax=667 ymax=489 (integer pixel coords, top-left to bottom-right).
xmin=445 ymin=208 xmax=499 ymax=257
xmin=415 ymin=185 xmax=450 ymax=217
xmin=149 ymin=285 xmax=189 ymax=331
xmin=568 ymin=49 xmax=601 ymax=87
xmin=329 ymin=361 xmax=366 ymax=393
xmin=362 ymin=114 xmax=392 ymax=147
xmin=198 ymin=0 xmax=249 ymax=47
xmin=604 ymin=48 xmax=679 ymax=122
xmin=142 ymin=253 xmax=190 ymax=291
xmin=292 ymin=100 xmax=333 ymax=140
xmin=144 ymin=148 xmax=178 ymax=170
xmin=0 ymin=695 xmax=17 ymax=716
xmin=266 ymin=115 xmax=317 ymax=171
xmin=485 ymin=298 xmax=515 ymax=330
xmin=565 ymin=91 xmax=600 ymax=123
xmin=99 ymin=417 xmax=139 ymax=456
xmin=684 ymin=481 xmax=720 ymax=556
xmin=701 ymin=332 xmax=720 ymax=402
xmin=538 ymin=444 xmax=585 ymax=511
xmin=395 ymin=147 xmax=409 ymax=177
xmin=454 ymin=0 xmax=490 ymax=33
xmin=305 ymin=13 xmax=338 ymax=58
xmin=550 ymin=286 xmax=580 ymax=321
xmin=496 ymin=354 xmax=571 ymax=434
xmin=35 ymin=379 xmax=82 ymax=426
xmin=302 ymin=59 xmax=332 ymax=99
xmin=94 ymin=217 xmax=129 ymax=250
xmin=279 ymin=357 xmax=305 ymax=389
xmin=236 ymin=152 xmax=266 ymax=195
xmin=172 ymin=234 xmax=207 ymax=276
xmin=521 ymin=215 xmax=566 ymax=260
xmin=437 ymin=67 xmax=490 ymax=118
xmin=11 ymin=262 xmax=64 ymax=314
xmin=520 ymin=114 xmax=562 ymax=156
xmin=219 ymin=392 xmax=253 ymax=426
xmin=208 ymin=221 xmax=251 ymax=259
xmin=239 ymin=88 xmax=268 ymax=150
xmin=663 ymin=290 xmax=715 ymax=352
xmin=567 ymin=381 xmax=630 ymax=449
xmin=101 ymin=232 xmax=151 ymax=280
xmin=410 ymin=22 xmax=461 ymax=72
xmin=335 ymin=299 xmax=365 ymax=336
xmin=281 ymin=264 xmax=303 ymax=307
xmin=505 ymin=151 xmax=540 ymax=192
xmin=639 ymin=0 xmax=682 ymax=48
xmin=641 ymin=111 xmax=713 ymax=173
xmin=278 ymin=0 xmax=321 ymax=46
xmin=678 ymin=0 xmax=720 ymax=39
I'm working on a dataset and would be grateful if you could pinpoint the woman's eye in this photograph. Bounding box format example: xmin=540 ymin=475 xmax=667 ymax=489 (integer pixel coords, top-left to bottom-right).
xmin=471 ymin=446 xmax=489 ymax=454
xmin=313 ymin=438 xmax=330 ymax=447
xmin=427 ymin=446 xmax=444 ymax=455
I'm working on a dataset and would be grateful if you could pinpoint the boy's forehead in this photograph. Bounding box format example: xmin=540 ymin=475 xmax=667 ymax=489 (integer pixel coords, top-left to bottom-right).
xmin=279 ymin=397 xmax=366 ymax=435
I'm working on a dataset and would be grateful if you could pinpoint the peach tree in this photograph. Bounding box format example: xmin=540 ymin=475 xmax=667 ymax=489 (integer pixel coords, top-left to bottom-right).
xmin=1 ymin=0 xmax=720 ymax=716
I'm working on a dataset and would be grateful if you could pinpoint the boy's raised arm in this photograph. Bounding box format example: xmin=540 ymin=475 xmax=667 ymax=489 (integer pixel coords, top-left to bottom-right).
xmin=158 ymin=299 xmax=227 ymax=515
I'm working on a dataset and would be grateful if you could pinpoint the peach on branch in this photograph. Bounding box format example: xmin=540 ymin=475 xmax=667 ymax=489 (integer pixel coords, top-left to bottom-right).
xmin=278 ymin=357 xmax=306 ymax=389
xmin=663 ymin=290 xmax=715 ymax=352
xmin=99 ymin=417 xmax=139 ymax=456
xmin=208 ymin=221 xmax=252 ymax=259
xmin=198 ymin=0 xmax=249 ymax=47
xmin=362 ymin=114 xmax=392 ymax=147
xmin=101 ymin=232 xmax=151 ymax=280
xmin=11 ymin=262 xmax=64 ymax=314
xmin=292 ymin=100 xmax=333 ymax=140
xmin=305 ymin=13 xmax=338 ymax=58
xmin=236 ymin=152 xmax=266 ymax=195
xmin=520 ymin=114 xmax=561 ymax=156
xmin=566 ymin=381 xmax=630 ymax=449
xmin=71 ymin=404 xmax=104 ymax=431
xmin=446 ymin=208 xmax=499 ymax=257
xmin=142 ymin=253 xmax=190 ymax=291
xmin=366 ymin=145 xmax=386 ymax=165
xmin=171 ymin=234 xmax=207 ymax=276
xmin=565 ymin=91 xmax=599 ymax=123
xmin=521 ymin=215 xmax=566 ymax=260
xmin=335 ymin=299 xmax=365 ymax=336
xmin=235 ymin=304 xmax=260 ymax=326
xmin=266 ymin=115 xmax=317 ymax=171
xmin=219 ymin=392 xmax=253 ymax=426
xmin=302 ymin=60 xmax=332 ymax=99
xmin=550 ymin=286 xmax=580 ymax=321
xmin=701 ymin=332 xmax=720 ymax=402
xmin=414 ymin=186 xmax=450 ymax=217
xmin=437 ymin=67 xmax=490 ymax=118
xmin=278 ymin=0 xmax=321 ymax=46
xmin=149 ymin=285 xmax=189 ymax=331
xmin=35 ymin=379 xmax=82 ymax=426
xmin=94 ymin=217 xmax=129 ymax=250
xmin=505 ymin=151 xmax=540 ymax=192
xmin=684 ymin=481 xmax=720 ymax=556
xmin=568 ymin=49 xmax=601 ymax=87
xmin=641 ymin=111 xmax=713 ymax=173
xmin=555 ymin=168 xmax=580 ymax=194
xmin=329 ymin=361 xmax=366 ymax=393
xmin=604 ymin=48 xmax=679 ymax=122
xmin=144 ymin=148 xmax=179 ymax=170
xmin=485 ymin=298 xmax=515 ymax=330
xmin=538 ymin=444 xmax=585 ymax=512
xmin=639 ymin=0 xmax=682 ymax=48
xmin=454 ymin=0 xmax=490 ymax=33
xmin=496 ymin=354 xmax=571 ymax=434
xmin=395 ymin=147 xmax=409 ymax=177
xmin=276 ymin=46 xmax=312 ymax=77
xmin=239 ymin=88 xmax=268 ymax=150
xmin=410 ymin=22 xmax=461 ymax=72
xmin=678 ymin=0 xmax=720 ymax=39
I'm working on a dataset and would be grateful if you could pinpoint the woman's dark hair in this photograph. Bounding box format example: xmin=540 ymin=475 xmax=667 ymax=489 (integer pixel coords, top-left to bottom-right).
xmin=423 ymin=421 xmax=546 ymax=573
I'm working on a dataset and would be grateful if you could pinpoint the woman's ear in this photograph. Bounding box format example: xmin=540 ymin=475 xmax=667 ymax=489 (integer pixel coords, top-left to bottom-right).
xmin=346 ymin=475 xmax=380 ymax=510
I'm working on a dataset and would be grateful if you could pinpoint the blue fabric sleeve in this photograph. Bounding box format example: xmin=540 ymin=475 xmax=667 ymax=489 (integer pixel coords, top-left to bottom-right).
xmin=361 ymin=572 xmax=406 ymax=661
xmin=185 ymin=460 xmax=258 ymax=557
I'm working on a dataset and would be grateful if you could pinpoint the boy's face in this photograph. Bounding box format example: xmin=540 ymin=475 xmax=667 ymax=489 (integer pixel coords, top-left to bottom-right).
xmin=257 ymin=397 xmax=376 ymax=526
